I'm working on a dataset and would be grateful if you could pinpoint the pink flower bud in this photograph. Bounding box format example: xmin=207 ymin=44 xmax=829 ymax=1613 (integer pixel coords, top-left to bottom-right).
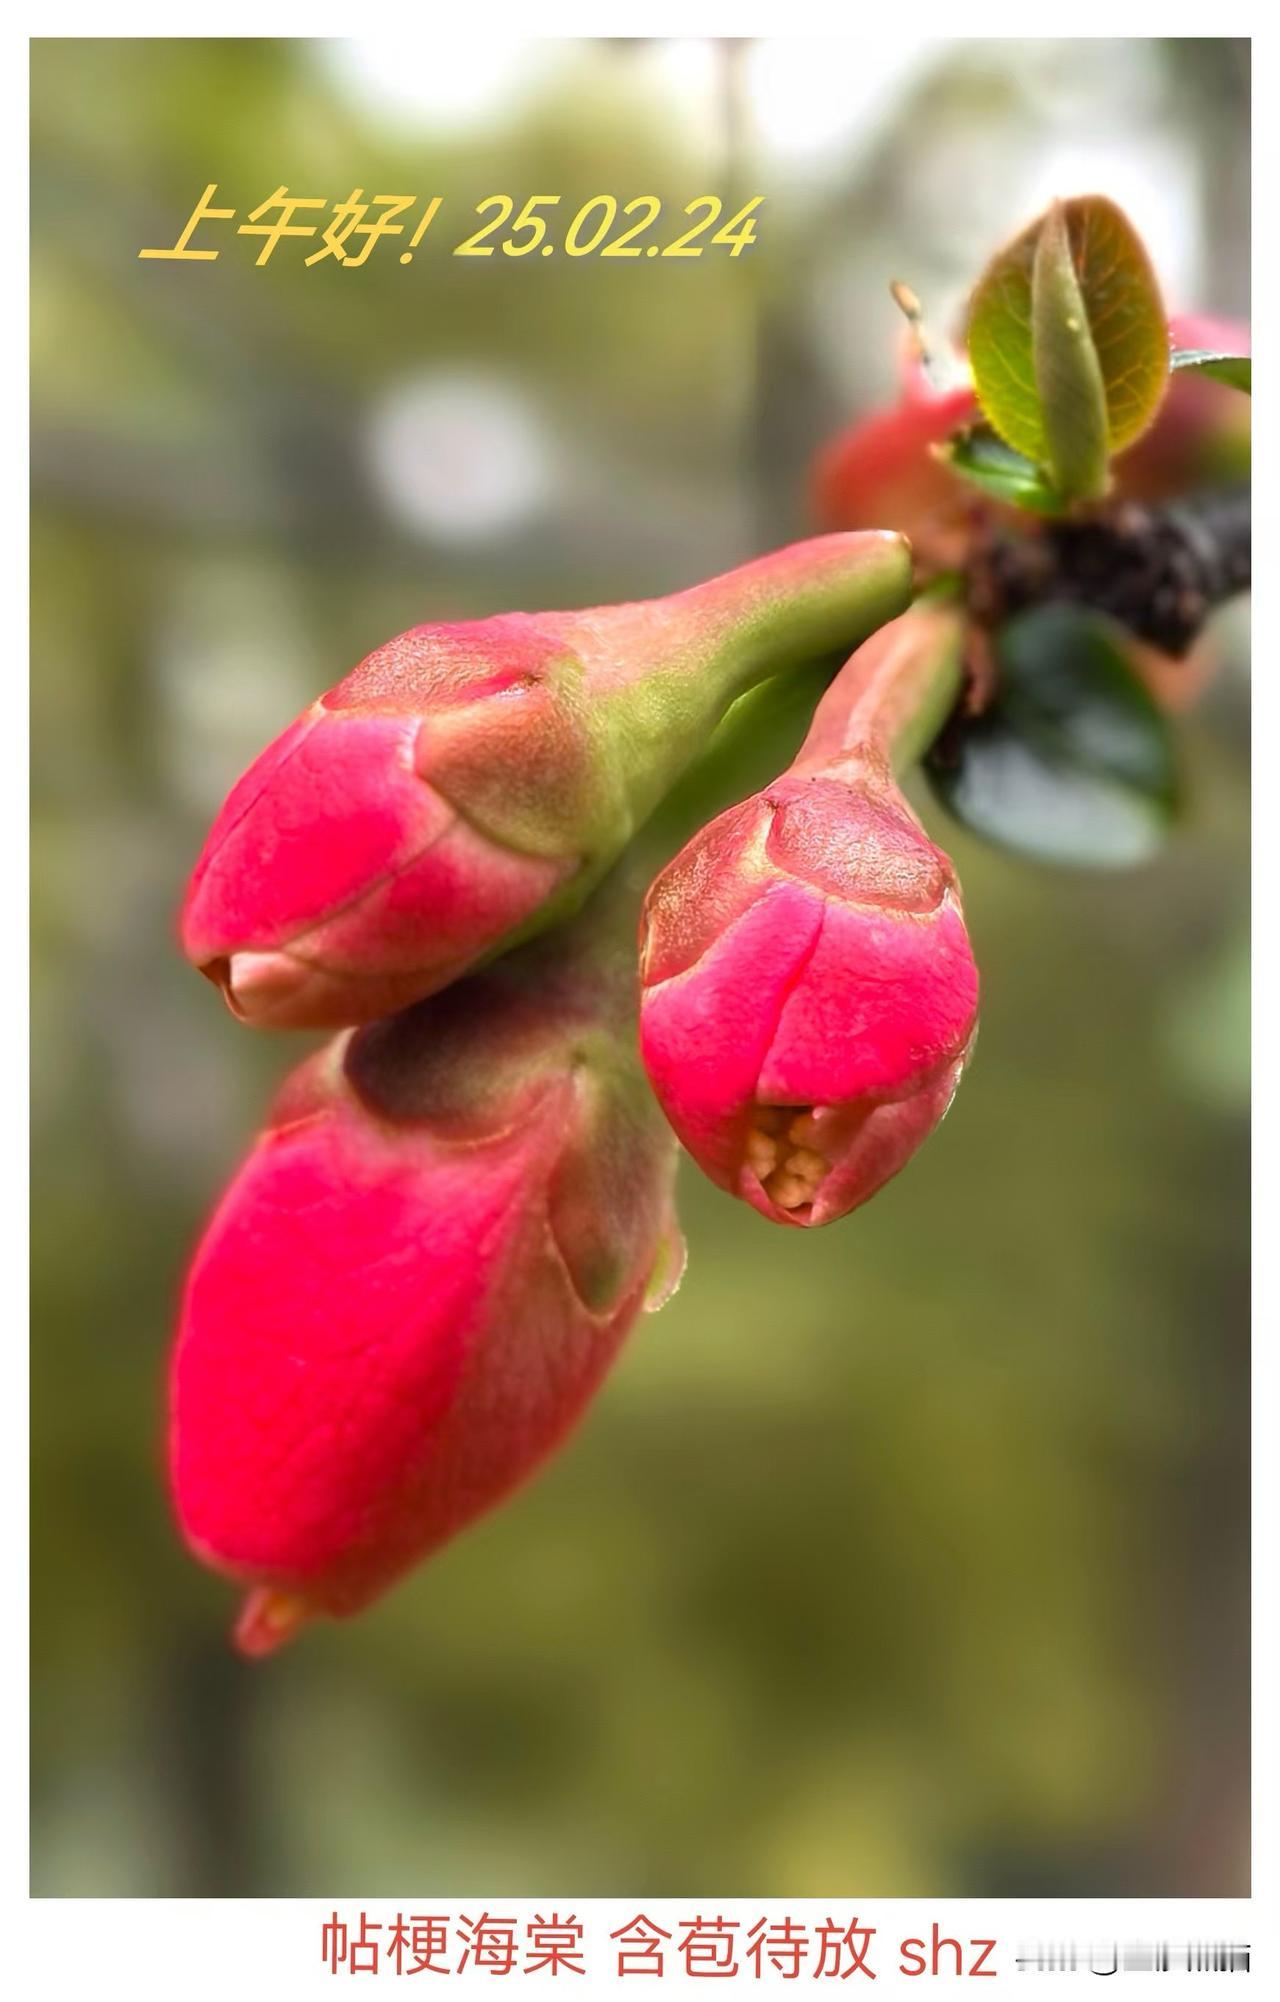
xmin=169 ymin=923 xmax=682 ymax=1649
xmin=181 ymin=534 xmax=912 ymax=1029
xmin=638 ymin=608 xmax=979 ymax=1228
xmin=812 ymin=337 xmax=979 ymax=565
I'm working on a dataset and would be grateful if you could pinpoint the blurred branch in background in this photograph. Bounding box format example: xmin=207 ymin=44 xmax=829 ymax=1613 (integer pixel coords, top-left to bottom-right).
xmin=30 ymin=36 xmax=1248 ymax=1898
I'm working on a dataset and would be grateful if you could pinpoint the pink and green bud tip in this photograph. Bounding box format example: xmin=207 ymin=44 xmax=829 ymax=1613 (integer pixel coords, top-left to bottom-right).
xmin=169 ymin=906 xmax=683 ymax=1651
xmin=181 ymin=533 xmax=912 ymax=1029
xmin=639 ymin=606 xmax=979 ymax=1228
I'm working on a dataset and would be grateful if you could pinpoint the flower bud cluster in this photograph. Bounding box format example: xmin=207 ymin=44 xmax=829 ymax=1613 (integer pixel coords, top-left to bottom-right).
xmin=173 ymin=530 xmax=988 ymax=1648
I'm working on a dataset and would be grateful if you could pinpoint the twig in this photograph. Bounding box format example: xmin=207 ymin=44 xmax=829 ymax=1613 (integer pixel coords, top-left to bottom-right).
xmin=965 ymin=486 xmax=1250 ymax=657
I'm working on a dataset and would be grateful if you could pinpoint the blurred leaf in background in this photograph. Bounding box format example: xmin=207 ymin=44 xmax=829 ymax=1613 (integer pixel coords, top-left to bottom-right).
xmin=927 ymin=605 xmax=1180 ymax=868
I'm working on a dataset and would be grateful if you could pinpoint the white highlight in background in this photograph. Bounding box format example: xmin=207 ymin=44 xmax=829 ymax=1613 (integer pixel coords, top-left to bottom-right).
xmin=364 ymin=370 xmax=556 ymax=543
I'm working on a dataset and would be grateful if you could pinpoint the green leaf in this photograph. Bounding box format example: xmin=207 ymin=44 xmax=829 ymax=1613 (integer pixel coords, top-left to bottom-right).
xmin=936 ymin=425 xmax=1066 ymax=515
xmin=1031 ymin=201 xmax=1110 ymax=500
xmin=967 ymin=196 xmax=1169 ymax=489
xmin=926 ymin=605 xmax=1179 ymax=868
xmin=1169 ymin=347 xmax=1251 ymax=394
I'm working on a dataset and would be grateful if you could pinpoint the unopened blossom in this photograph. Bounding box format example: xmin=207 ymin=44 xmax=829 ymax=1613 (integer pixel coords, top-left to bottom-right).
xmin=170 ymin=901 xmax=683 ymax=1651
xmin=639 ymin=605 xmax=978 ymax=1227
xmin=181 ymin=533 xmax=912 ymax=1029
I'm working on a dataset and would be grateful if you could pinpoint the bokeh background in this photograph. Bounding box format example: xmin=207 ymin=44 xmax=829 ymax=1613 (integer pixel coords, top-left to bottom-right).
xmin=30 ymin=37 xmax=1249 ymax=1897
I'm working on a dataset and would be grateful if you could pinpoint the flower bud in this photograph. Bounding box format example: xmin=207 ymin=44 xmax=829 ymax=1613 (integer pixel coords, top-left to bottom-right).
xmin=812 ymin=337 xmax=978 ymax=565
xmin=181 ymin=534 xmax=912 ymax=1028
xmin=638 ymin=607 xmax=979 ymax=1228
xmin=169 ymin=916 xmax=682 ymax=1649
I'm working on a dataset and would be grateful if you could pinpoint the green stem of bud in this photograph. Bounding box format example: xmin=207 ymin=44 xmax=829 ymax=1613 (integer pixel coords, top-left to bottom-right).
xmin=594 ymin=533 xmax=914 ymax=829
xmin=534 ymin=652 xmax=854 ymax=1018
xmin=797 ymin=606 xmax=967 ymax=782
xmin=524 ymin=602 xmax=960 ymax=1015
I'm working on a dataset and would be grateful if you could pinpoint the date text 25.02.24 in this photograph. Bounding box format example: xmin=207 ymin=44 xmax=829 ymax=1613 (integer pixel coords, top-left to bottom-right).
xmin=454 ymin=194 xmax=762 ymax=257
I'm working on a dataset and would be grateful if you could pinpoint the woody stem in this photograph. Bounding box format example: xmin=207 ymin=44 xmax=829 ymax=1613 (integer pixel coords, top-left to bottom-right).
xmin=965 ymin=486 xmax=1251 ymax=657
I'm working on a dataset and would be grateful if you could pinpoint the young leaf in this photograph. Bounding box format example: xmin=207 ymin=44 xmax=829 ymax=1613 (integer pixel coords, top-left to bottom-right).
xmin=926 ymin=604 xmax=1178 ymax=868
xmin=936 ymin=427 xmax=1066 ymax=515
xmin=967 ymin=197 xmax=1169 ymax=487
xmin=1032 ymin=201 xmax=1110 ymax=500
xmin=1169 ymin=347 xmax=1252 ymax=394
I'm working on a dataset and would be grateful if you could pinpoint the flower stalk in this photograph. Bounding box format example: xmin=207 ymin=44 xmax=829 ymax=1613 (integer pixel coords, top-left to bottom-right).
xmin=793 ymin=596 xmax=966 ymax=777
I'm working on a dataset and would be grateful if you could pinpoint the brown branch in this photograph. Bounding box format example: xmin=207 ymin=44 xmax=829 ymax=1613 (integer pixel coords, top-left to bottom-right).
xmin=964 ymin=486 xmax=1251 ymax=658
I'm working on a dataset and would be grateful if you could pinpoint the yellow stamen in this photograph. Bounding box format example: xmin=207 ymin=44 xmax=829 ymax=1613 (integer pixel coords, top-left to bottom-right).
xmin=767 ymin=1170 xmax=815 ymax=1210
xmin=783 ymin=1145 xmax=828 ymax=1185
xmin=744 ymin=1104 xmax=834 ymax=1212
xmin=745 ymin=1130 xmax=780 ymax=1180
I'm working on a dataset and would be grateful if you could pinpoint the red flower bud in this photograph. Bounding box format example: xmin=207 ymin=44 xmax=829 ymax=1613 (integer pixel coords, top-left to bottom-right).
xmin=638 ymin=608 xmax=978 ymax=1227
xmin=169 ymin=915 xmax=682 ymax=1650
xmin=181 ymin=534 xmax=911 ymax=1028
xmin=812 ymin=336 xmax=978 ymax=565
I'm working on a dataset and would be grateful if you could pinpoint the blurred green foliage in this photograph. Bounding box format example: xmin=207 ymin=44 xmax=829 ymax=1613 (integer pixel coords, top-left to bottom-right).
xmin=30 ymin=37 xmax=1248 ymax=1897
